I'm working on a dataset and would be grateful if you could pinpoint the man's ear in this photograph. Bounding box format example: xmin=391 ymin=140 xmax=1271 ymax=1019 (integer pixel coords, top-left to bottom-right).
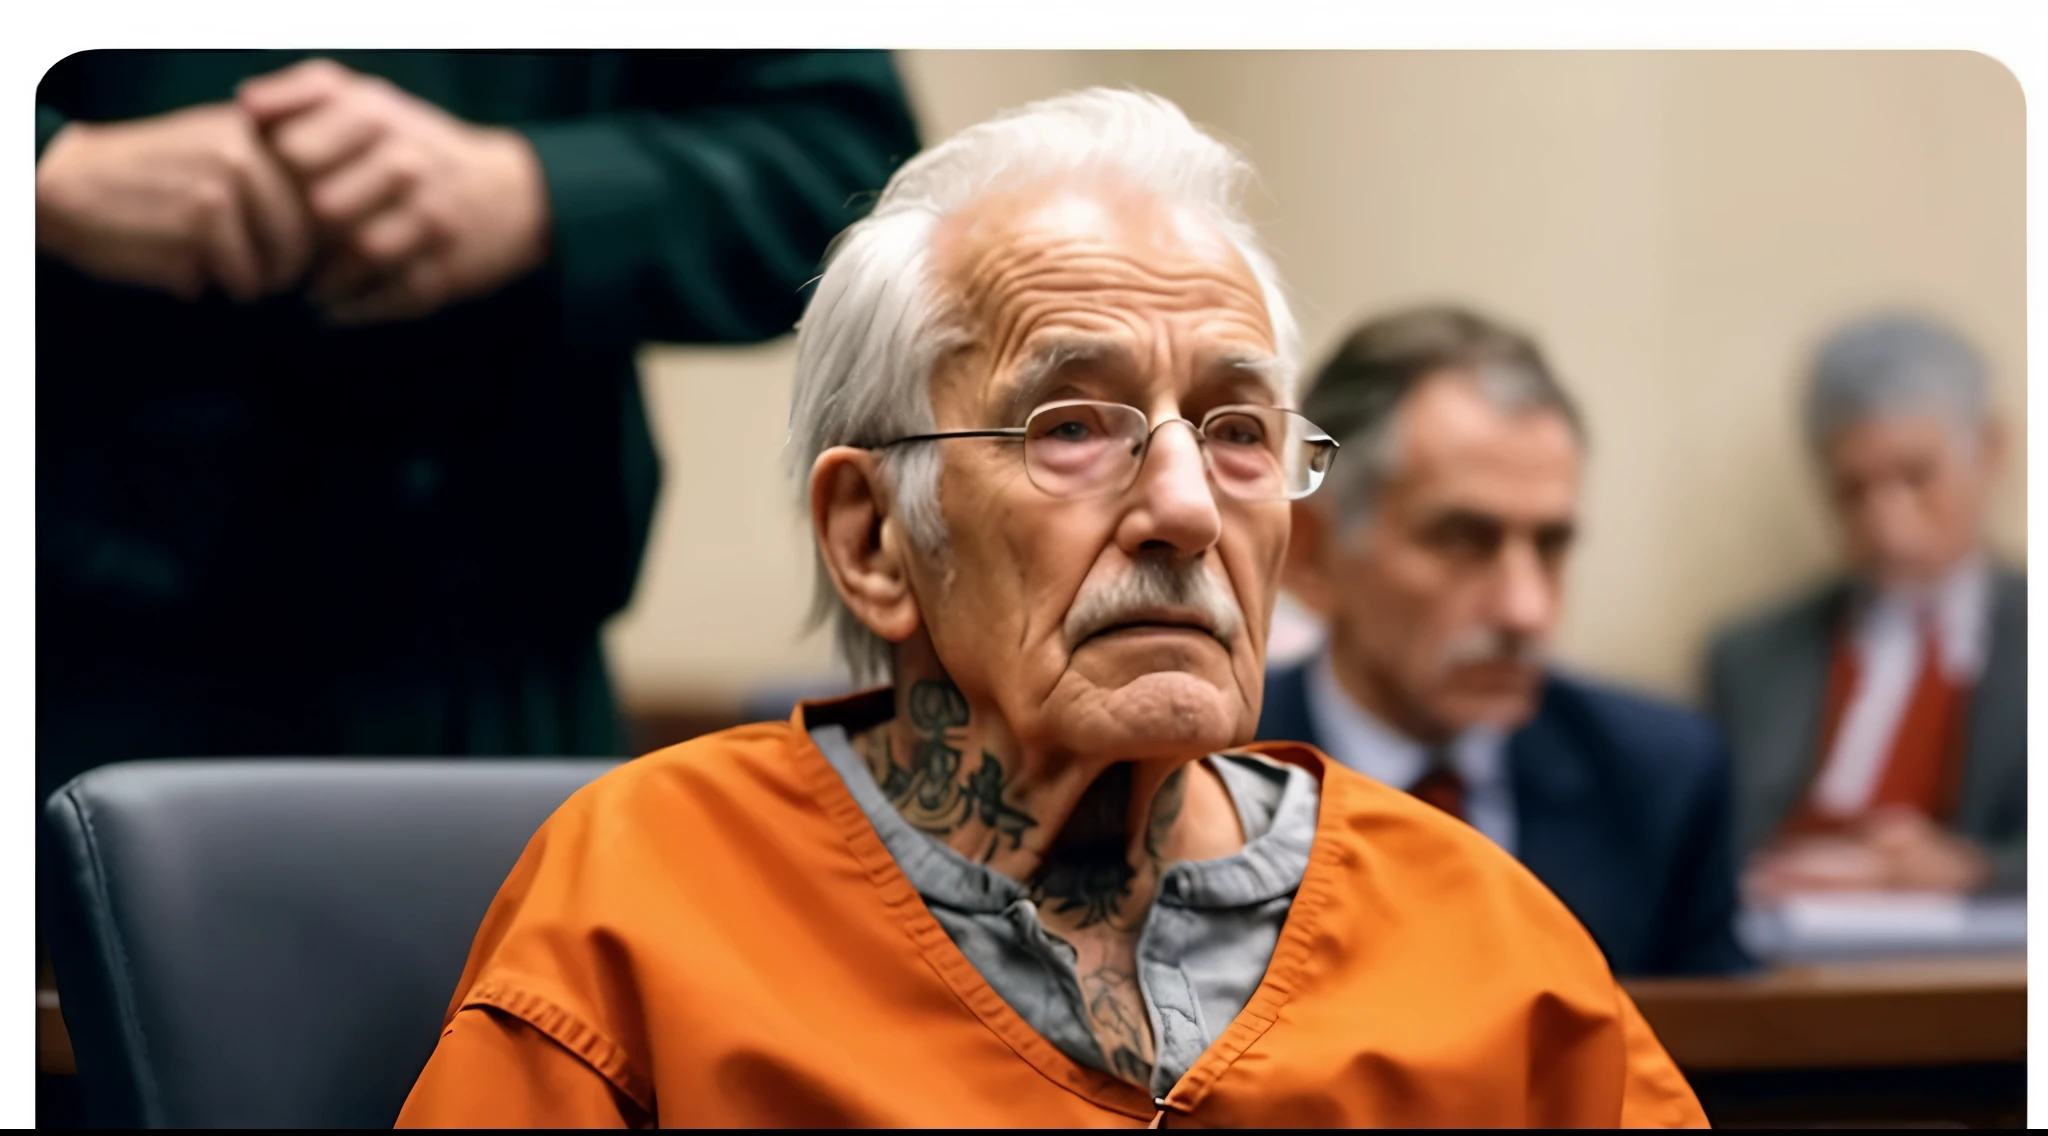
xmin=1283 ymin=500 xmax=1338 ymax=618
xmin=811 ymin=447 xmax=922 ymax=646
xmin=1978 ymin=417 xmax=2008 ymax=481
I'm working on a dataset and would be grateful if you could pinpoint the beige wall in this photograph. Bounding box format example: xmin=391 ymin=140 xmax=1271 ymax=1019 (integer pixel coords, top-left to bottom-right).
xmin=603 ymin=50 xmax=2025 ymax=713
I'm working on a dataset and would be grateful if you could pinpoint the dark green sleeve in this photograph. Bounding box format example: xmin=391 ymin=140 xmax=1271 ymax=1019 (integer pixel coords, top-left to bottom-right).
xmin=36 ymin=103 xmax=69 ymax=159
xmin=518 ymin=50 xmax=919 ymax=351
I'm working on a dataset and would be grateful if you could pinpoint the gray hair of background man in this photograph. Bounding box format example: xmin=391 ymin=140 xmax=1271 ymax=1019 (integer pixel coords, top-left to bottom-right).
xmin=1803 ymin=313 xmax=1990 ymax=459
xmin=1301 ymin=304 xmax=1584 ymax=532
xmin=785 ymin=87 xmax=1303 ymax=682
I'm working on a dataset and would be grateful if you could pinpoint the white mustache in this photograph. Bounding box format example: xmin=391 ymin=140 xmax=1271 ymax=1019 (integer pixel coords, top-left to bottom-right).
xmin=1439 ymin=626 xmax=1545 ymax=670
xmin=1064 ymin=559 xmax=1246 ymax=646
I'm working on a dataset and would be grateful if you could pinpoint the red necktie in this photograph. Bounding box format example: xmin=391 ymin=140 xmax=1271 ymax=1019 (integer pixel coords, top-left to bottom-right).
xmin=1863 ymin=606 xmax=1967 ymax=818
xmin=1411 ymin=748 xmax=1467 ymax=821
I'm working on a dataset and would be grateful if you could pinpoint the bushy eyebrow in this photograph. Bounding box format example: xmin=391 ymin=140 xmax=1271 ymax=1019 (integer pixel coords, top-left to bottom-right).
xmin=1213 ymin=350 xmax=1285 ymax=403
xmin=998 ymin=337 xmax=1135 ymax=424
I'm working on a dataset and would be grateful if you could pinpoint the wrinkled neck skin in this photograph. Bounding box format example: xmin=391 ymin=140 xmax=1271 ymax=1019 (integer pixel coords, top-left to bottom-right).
xmin=846 ymin=634 xmax=1242 ymax=936
xmin=848 ymin=635 xmax=1250 ymax=1085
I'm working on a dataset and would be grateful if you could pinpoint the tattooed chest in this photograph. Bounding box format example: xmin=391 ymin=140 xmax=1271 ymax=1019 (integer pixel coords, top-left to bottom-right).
xmin=1034 ymin=858 xmax=1157 ymax=1086
xmin=1054 ymin=924 xmax=1156 ymax=1087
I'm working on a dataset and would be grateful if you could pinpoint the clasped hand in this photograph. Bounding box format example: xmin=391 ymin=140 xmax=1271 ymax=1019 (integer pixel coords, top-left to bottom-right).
xmin=1743 ymin=806 xmax=1991 ymax=904
xmin=35 ymin=58 xmax=549 ymax=326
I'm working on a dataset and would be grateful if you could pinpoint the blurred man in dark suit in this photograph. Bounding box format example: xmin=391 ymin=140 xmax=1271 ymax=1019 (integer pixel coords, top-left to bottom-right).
xmin=1707 ymin=314 xmax=2023 ymax=900
xmin=35 ymin=51 xmax=918 ymax=804
xmin=1257 ymin=305 xmax=1749 ymax=977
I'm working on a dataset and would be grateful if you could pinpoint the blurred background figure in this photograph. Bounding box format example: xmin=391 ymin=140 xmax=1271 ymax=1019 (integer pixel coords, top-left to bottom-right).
xmin=34 ymin=50 xmax=918 ymax=804
xmin=1258 ymin=305 xmax=1748 ymax=977
xmin=1707 ymin=314 xmax=2024 ymax=902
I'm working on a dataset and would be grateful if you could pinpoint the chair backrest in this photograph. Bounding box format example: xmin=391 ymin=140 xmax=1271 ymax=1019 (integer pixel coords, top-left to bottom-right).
xmin=41 ymin=758 xmax=618 ymax=1128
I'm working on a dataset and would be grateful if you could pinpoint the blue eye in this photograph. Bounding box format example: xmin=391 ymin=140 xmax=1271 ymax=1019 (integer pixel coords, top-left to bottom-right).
xmin=1047 ymin=419 xmax=1095 ymax=441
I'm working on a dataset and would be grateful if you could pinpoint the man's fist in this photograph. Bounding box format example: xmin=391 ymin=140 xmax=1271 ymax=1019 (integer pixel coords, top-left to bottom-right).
xmin=238 ymin=59 xmax=551 ymax=326
xmin=36 ymin=102 xmax=315 ymax=302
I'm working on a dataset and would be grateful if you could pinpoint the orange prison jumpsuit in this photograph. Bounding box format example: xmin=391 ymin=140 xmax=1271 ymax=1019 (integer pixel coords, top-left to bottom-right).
xmin=397 ymin=696 xmax=1707 ymax=1128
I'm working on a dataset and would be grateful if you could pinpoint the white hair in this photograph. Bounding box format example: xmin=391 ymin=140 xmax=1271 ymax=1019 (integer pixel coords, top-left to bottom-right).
xmin=785 ymin=87 xmax=1301 ymax=682
xmin=1805 ymin=312 xmax=1990 ymax=458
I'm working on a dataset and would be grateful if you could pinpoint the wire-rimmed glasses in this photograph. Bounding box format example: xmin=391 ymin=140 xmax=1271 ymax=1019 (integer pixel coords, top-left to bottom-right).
xmin=872 ymin=400 xmax=1339 ymax=502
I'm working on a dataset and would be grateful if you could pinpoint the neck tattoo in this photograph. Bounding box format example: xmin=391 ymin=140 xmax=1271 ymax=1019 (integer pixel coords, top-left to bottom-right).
xmin=856 ymin=678 xmax=1039 ymax=863
xmin=848 ymin=676 xmax=1195 ymax=1089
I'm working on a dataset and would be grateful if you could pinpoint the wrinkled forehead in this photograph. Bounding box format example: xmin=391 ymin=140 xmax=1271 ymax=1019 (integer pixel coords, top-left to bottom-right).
xmin=1374 ymin=374 xmax=1583 ymax=514
xmin=1827 ymin=409 xmax=1984 ymax=468
xmin=929 ymin=175 xmax=1281 ymax=413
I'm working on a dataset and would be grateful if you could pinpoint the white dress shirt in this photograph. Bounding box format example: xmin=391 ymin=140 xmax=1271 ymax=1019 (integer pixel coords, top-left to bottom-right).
xmin=1806 ymin=553 xmax=1993 ymax=819
xmin=1304 ymin=649 xmax=1518 ymax=855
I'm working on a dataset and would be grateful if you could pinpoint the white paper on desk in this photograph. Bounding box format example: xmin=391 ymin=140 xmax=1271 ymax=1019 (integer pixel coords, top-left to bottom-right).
xmin=1780 ymin=892 xmax=1969 ymax=940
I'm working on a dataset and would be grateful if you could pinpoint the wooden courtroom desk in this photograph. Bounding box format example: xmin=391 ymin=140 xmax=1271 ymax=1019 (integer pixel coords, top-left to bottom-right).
xmin=39 ymin=986 xmax=73 ymax=1077
xmin=1625 ymin=954 xmax=2026 ymax=1128
xmin=38 ymin=957 xmax=81 ymax=1129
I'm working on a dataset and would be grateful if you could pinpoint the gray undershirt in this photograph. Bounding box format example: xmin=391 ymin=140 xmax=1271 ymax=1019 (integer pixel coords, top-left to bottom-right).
xmin=810 ymin=723 xmax=1320 ymax=1098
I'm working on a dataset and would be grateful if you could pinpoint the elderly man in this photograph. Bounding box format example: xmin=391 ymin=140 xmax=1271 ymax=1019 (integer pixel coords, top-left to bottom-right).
xmin=397 ymin=91 xmax=1704 ymax=1128
xmin=1255 ymin=306 xmax=1749 ymax=978
xmin=1708 ymin=314 xmax=2024 ymax=900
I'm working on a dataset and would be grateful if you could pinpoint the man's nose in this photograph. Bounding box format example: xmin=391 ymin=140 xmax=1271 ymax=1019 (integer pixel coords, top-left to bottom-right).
xmin=1114 ymin=420 xmax=1224 ymax=557
xmin=1488 ymin=539 xmax=1559 ymax=640
xmin=1854 ymin=483 xmax=1926 ymax=559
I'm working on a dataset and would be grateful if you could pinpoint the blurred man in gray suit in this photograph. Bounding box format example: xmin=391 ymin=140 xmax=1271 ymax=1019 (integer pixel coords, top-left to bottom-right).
xmin=1706 ymin=314 xmax=2024 ymax=900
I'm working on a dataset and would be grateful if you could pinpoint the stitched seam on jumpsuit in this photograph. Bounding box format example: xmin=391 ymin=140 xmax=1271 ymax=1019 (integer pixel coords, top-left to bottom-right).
xmin=1163 ymin=745 xmax=1341 ymax=1111
xmin=463 ymin=977 xmax=653 ymax=1112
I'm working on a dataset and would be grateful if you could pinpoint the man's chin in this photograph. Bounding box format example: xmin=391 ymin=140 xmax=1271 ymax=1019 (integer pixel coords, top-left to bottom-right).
xmin=1867 ymin=560 xmax=1955 ymax=591
xmin=1436 ymin=670 xmax=1543 ymax=731
xmin=1050 ymin=668 xmax=1246 ymax=758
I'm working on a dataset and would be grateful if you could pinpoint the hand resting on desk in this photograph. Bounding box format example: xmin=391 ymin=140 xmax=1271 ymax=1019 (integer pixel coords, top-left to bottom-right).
xmin=1745 ymin=807 xmax=1990 ymax=902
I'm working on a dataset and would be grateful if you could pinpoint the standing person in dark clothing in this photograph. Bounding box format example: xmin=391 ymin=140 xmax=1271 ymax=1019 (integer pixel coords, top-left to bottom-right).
xmin=35 ymin=51 xmax=920 ymax=801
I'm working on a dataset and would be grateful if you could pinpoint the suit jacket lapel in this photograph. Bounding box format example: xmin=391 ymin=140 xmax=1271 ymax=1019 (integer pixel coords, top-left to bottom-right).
xmin=1954 ymin=567 xmax=2026 ymax=838
xmin=1734 ymin=585 xmax=1846 ymax=855
xmin=1509 ymin=695 xmax=1599 ymax=900
xmin=1510 ymin=720 xmax=1594 ymax=862
xmin=1509 ymin=688 xmax=1642 ymax=966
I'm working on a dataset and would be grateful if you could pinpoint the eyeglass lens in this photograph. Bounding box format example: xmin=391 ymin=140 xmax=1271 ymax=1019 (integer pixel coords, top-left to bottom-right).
xmin=1021 ymin=401 xmax=1334 ymax=501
